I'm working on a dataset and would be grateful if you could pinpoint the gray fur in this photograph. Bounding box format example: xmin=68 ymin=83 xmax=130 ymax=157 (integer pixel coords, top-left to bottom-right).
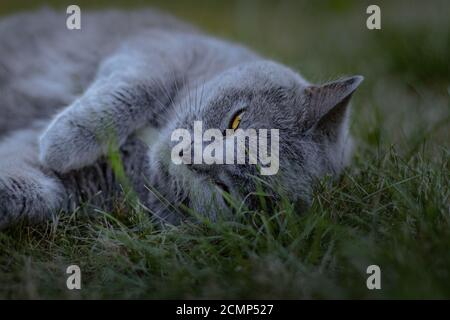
xmin=0 ymin=8 xmax=363 ymax=229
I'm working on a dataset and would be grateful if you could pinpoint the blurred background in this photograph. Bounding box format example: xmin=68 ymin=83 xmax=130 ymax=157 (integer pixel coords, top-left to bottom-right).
xmin=0 ymin=0 xmax=448 ymax=154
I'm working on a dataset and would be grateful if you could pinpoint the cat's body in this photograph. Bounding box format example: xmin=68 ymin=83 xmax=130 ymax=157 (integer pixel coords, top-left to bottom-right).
xmin=0 ymin=8 xmax=362 ymax=228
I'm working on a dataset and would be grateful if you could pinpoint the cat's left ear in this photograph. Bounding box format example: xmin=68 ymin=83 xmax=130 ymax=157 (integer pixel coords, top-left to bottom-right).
xmin=303 ymin=75 xmax=363 ymax=140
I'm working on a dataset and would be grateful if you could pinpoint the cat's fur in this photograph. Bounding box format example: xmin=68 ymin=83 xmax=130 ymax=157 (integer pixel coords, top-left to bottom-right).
xmin=0 ymin=8 xmax=363 ymax=228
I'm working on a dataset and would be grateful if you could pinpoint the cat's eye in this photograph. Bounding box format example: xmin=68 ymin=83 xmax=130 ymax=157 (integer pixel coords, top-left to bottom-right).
xmin=230 ymin=111 xmax=245 ymax=130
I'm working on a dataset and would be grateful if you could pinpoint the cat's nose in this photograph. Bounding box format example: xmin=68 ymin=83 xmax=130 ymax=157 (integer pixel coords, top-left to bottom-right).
xmin=189 ymin=162 xmax=213 ymax=174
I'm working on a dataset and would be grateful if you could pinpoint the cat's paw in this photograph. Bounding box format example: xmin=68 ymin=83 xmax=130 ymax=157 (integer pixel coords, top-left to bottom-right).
xmin=0 ymin=177 xmax=29 ymax=230
xmin=39 ymin=114 xmax=103 ymax=173
xmin=0 ymin=187 xmax=15 ymax=230
xmin=0 ymin=174 xmax=65 ymax=230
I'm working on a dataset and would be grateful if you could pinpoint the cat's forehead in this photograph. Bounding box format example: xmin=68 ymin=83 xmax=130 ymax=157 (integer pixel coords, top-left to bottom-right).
xmin=176 ymin=60 xmax=310 ymax=123
xmin=205 ymin=60 xmax=309 ymax=96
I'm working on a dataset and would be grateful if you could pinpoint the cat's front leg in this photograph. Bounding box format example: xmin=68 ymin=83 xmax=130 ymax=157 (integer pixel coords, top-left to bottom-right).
xmin=39 ymin=49 xmax=180 ymax=174
xmin=39 ymin=75 xmax=178 ymax=173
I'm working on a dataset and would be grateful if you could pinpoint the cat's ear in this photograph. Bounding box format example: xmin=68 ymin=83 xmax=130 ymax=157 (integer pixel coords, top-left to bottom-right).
xmin=303 ymin=75 xmax=363 ymax=140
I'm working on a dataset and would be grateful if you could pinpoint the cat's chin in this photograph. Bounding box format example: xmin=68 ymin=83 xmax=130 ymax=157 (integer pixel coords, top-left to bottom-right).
xmin=146 ymin=158 xmax=233 ymax=224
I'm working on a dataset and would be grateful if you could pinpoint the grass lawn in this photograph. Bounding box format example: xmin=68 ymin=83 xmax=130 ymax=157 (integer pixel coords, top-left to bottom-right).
xmin=0 ymin=0 xmax=449 ymax=299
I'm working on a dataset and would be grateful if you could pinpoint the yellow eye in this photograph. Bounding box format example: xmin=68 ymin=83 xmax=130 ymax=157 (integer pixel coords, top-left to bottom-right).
xmin=230 ymin=112 xmax=244 ymax=130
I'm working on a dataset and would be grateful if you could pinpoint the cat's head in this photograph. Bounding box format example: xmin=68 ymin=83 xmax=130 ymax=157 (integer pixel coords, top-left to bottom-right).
xmin=148 ymin=60 xmax=363 ymax=223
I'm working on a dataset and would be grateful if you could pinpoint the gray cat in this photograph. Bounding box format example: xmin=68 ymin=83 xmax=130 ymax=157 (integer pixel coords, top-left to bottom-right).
xmin=0 ymin=8 xmax=363 ymax=229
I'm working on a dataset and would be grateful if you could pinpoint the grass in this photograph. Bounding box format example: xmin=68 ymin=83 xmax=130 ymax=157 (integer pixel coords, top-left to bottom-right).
xmin=0 ymin=0 xmax=449 ymax=299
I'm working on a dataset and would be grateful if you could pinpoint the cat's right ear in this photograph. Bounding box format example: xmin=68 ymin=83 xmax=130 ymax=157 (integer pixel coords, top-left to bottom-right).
xmin=302 ymin=75 xmax=363 ymax=140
